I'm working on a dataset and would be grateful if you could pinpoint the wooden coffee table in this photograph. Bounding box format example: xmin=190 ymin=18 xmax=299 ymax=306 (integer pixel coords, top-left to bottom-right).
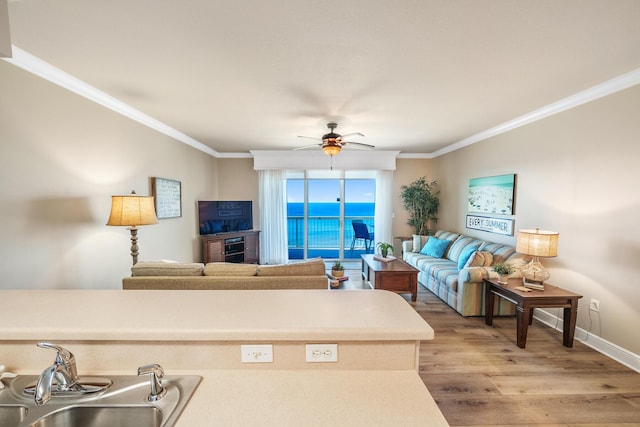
xmin=484 ymin=278 xmax=582 ymax=348
xmin=361 ymin=254 xmax=418 ymax=302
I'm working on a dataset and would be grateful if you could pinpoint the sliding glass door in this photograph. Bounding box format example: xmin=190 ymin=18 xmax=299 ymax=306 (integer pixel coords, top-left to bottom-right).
xmin=287 ymin=170 xmax=375 ymax=260
xmin=307 ymin=179 xmax=341 ymax=258
xmin=344 ymin=179 xmax=375 ymax=258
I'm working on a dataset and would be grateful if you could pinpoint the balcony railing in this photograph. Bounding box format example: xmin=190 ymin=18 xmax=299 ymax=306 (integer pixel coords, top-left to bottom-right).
xmin=287 ymin=216 xmax=374 ymax=259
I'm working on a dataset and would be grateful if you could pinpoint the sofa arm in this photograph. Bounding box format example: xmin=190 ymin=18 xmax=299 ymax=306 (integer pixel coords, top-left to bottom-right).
xmin=459 ymin=266 xmax=497 ymax=284
xmin=459 ymin=265 xmax=524 ymax=284
xmin=456 ymin=267 xmax=517 ymax=316
xmin=402 ymin=240 xmax=413 ymax=255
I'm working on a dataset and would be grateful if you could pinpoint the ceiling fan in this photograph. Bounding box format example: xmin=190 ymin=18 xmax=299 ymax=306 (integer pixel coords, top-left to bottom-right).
xmin=295 ymin=122 xmax=374 ymax=157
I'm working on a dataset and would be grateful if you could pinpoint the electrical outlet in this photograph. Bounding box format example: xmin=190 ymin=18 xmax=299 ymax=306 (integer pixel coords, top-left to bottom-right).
xmin=241 ymin=344 xmax=273 ymax=363
xmin=305 ymin=344 xmax=338 ymax=362
xmin=589 ymin=299 xmax=600 ymax=312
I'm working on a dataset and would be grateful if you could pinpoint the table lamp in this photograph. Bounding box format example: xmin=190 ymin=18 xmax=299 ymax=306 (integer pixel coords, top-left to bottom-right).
xmin=107 ymin=191 xmax=158 ymax=265
xmin=516 ymin=228 xmax=559 ymax=286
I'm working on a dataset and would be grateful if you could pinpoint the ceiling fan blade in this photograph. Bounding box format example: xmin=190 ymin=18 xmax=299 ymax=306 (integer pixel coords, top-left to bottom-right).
xmin=293 ymin=144 xmax=322 ymax=151
xmin=345 ymin=141 xmax=375 ymax=150
xmin=297 ymin=135 xmax=322 ymax=141
xmin=340 ymin=132 xmax=365 ymax=139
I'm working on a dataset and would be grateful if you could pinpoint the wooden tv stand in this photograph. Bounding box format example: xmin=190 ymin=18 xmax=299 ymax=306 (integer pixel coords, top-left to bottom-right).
xmin=201 ymin=230 xmax=260 ymax=264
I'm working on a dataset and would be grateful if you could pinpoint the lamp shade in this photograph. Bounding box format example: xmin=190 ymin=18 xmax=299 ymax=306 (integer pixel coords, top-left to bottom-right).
xmin=107 ymin=193 xmax=158 ymax=227
xmin=516 ymin=228 xmax=559 ymax=257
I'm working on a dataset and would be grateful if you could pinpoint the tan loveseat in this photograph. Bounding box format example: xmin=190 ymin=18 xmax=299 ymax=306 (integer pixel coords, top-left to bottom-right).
xmin=122 ymin=258 xmax=329 ymax=290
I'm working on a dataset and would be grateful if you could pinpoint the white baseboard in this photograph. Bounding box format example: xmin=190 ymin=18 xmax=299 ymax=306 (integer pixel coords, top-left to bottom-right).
xmin=533 ymin=309 xmax=640 ymax=373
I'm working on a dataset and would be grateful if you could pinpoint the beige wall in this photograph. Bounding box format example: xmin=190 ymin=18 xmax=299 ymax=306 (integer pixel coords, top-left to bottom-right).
xmin=217 ymin=158 xmax=260 ymax=226
xmin=0 ymin=61 xmax=218 ymax=289
xmin=392 ymin=159 xmax=434 ymax=238
xmin=433 ymin=85 xmax=640 ymax=355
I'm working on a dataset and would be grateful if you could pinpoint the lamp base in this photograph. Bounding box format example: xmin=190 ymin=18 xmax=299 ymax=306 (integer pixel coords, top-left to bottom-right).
xmin=522 ymin=256 xmax=550 ymax=286
xmin=128 ymin=226 xmax=139 ymax=266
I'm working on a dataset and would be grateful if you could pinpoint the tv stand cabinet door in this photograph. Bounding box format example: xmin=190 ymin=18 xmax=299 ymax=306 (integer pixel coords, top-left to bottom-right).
xmin=202 ymin=237 xmax=224 ymax=263
xmin=244 ymin=231 xmax=260 ymax=264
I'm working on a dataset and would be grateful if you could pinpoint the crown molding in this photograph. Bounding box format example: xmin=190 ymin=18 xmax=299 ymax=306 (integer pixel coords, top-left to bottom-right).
xmin=431 ymin=67 xmax=640 ymax=158
xmin=396 ymin=152 xmax=435 ymax=159
xmin=0 ymin=0 xmax=11 ymax=58
xmin=4 ymin=46 xmax=639 ymax=160
xmin=3 ymin=46 xmax=219 ymax=157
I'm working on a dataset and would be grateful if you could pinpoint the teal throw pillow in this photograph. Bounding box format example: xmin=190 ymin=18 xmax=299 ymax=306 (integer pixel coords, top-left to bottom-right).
xmin=420 ymin=237 xmax=450 ymax=258
xmin=457 ymin=247 xmax=478 ymax=270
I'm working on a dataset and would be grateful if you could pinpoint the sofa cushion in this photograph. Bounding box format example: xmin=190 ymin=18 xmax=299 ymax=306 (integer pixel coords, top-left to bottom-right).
xmin=204 ymin=262 xmax=258 ymax=276
xmin=464 ymin=250 xmax=494 ymax=268
xmin=479 ymin=242 xmax=517 ymax=264
xmin=419 ymin=237 xmax=450 ymax=258
xmin=433 ymin=230 xmax=461 ymax=258
xmin=412 ymin=235 xmax=430 ymax=252
xmin=457 ymin=246 xmax=477 ymax=270
xmin=433 ymin=230 xmax=460 ymax=242
xmin=446 ymin=236 xmax=484 ymax=263
xmin=257 ymin=258 xmax=325 ymax=276
xmin=412 ymin=255 xmax=460 ymax=292
xmin=132 ymin=261 xmax=204 ymax=276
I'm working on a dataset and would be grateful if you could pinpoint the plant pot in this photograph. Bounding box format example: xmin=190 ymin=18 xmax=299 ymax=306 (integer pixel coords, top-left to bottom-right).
xmin=331 ymin=269 xmax=344 ymax=278
xmin=380 ymin=250 xmax=389 ymax=258
xmin=498 ymin=274 xmax=509 ymax=285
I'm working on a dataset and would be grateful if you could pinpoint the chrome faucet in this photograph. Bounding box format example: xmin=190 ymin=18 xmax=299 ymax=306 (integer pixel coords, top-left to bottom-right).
xmin=138 ymin=363 xmax=166 ymax=401
xmin=34 ymin=342 xmax=80 ymax=406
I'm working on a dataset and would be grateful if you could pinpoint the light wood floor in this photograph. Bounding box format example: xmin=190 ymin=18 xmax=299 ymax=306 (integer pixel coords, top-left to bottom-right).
xmin=338 ymin=267 xmax=640 ymax=426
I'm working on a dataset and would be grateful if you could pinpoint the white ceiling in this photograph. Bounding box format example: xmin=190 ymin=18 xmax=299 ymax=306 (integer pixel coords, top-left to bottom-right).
xmin=6 ymin=0 xmax=640 ymax=156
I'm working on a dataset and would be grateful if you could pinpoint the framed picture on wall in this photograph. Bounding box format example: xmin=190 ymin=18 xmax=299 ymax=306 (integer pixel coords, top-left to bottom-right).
xmin=467 ymin=174 xmax=516 ymax=215
xmin=151 ymin=177 xmax=182 ymax=219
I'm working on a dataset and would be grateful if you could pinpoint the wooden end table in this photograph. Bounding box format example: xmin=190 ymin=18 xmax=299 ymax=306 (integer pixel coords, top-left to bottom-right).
xmin=361 ymin=254 xmax=418 ymax=302
xmin=483 ymin=278 xmax=582 ymax=348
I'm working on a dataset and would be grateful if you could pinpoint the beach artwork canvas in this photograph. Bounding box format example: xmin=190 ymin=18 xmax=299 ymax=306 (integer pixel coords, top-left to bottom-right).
xmin=468 ymin=174 xmax=515 ymax=215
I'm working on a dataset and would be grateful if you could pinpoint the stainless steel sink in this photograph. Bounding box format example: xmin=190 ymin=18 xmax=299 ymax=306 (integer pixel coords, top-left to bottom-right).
xmin=0 ymin=374 xmax=200 ymax=427
xmin=29 ymin=406 xmax=163 ymax=427
xmin=0 ymin=404 xmax=29 ymax=426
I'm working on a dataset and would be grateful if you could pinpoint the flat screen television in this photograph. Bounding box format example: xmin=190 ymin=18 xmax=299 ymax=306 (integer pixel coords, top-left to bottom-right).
xmin=198 ymin=200 xmax=253 ymax=235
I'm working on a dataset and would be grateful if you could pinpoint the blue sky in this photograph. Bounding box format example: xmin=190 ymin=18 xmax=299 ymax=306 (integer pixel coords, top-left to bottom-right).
xmin=287 ymin=179 xmax=375 ymax=203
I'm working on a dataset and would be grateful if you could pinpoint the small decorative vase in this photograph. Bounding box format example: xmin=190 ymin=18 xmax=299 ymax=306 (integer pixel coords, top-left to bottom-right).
xmin=381 ymin=249 xmax=389 ymax=258
xmin=332 ymin=269 xmax=344 ymax=278
xmin=498 ymin=274 xmax=509 ymax=285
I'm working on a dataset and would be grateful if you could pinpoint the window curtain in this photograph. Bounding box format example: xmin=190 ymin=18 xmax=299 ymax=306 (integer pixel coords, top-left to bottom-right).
xmin=258 ymin=170 xmax=288 ymax=264
xmin=374 ymin=170 xmax=394 ymax=248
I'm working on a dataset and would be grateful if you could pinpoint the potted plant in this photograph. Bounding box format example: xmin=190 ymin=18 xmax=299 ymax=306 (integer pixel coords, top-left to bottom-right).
xmin=331 ymin=260 xmax=345 ymax=278
xmin=400 ymin=177 xmax=440 ymax=236
xmin=376 ymin=242 xmax=394 ymax=258
xmin=493 ymin=262 xmax=514 ymax=284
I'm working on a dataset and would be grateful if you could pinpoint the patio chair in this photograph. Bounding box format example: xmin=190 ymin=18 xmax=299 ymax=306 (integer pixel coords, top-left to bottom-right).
xmin=350 ymin=220 xmax=374 ymax=255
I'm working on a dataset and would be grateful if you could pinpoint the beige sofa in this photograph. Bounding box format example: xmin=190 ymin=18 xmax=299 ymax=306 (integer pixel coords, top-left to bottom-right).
xmin=122 ymin=258 xmax=329 ymax=290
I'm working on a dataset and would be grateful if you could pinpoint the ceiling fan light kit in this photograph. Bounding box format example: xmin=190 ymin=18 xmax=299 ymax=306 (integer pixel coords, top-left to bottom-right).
xmin=322 ymin=143 xmax=342 ymax=156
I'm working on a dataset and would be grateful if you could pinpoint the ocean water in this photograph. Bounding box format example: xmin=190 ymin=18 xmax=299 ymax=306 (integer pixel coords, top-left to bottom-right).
xmin=287 ymin=203 xmax=375 ymax=259
xmin=287 ymin=202 xmax=375 ymax=217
